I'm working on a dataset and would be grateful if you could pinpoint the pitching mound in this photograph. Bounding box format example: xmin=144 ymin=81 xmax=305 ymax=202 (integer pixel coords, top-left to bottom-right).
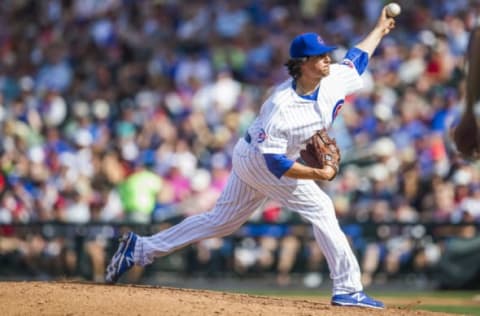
xmin=0 ymin=281 xmax=451 ymax=315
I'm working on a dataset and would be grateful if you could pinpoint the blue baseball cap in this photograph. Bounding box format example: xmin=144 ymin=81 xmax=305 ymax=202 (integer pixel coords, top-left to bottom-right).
xmin=289 ymin=32 xmax=336 ymax=58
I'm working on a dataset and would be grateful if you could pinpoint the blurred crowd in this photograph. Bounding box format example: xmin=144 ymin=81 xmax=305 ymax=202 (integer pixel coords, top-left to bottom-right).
xmin=1 ymin=0 xmax=480 ymax=287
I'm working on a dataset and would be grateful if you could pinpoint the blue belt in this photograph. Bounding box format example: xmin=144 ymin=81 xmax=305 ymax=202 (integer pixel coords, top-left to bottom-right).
xmin=244 ymin=132 xmax=252 ymax=144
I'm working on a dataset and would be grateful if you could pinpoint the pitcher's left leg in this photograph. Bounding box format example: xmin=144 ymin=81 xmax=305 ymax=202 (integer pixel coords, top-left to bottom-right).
xmin=106 ymin=171 xmax=266 ymax=283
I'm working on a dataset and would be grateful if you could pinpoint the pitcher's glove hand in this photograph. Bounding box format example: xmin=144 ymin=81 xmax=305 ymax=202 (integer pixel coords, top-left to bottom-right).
xmin=300 ymin=129 xmax=341 ymax=180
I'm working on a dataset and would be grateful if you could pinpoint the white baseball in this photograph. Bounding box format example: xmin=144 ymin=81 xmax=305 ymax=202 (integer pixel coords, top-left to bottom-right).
xmin=385 ymin=2 xmax=401 ymax=18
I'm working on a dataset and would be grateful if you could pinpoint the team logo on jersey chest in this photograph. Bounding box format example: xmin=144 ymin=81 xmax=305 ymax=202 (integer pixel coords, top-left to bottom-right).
xmin=332 ymin=99 xmax=344 ymax=121
xmin=257 ymin=129 xmax=268 ymax=143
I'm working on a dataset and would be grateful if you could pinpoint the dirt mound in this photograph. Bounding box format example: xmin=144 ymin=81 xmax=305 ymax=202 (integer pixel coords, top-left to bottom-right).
xmin=0 ymin=281 xmax=451 ymax=316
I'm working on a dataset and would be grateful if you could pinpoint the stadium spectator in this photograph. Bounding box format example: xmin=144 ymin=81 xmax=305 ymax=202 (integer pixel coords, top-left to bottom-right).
xmin=0 ymin=0 xmax=479 ymax=286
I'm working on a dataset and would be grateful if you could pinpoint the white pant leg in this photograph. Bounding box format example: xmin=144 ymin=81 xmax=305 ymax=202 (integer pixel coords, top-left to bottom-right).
xmin=233 ymin=143 xmax=362 ymax=295
xmin=269 ymin=180 xmax=362 ymax=295
xmin=134 ymin=171 xmax=266 ymax=266
xmin=310 ymin=210 xmax=363 ymax=295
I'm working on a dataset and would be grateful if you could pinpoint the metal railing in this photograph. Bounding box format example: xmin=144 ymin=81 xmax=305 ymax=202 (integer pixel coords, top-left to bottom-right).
xmin=1 ymin=220 xmax=479 ymax=289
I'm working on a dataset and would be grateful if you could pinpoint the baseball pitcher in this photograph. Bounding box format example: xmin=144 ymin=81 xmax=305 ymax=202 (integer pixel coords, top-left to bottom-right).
xmin=106 ymin=6 xmax=396 ymax=309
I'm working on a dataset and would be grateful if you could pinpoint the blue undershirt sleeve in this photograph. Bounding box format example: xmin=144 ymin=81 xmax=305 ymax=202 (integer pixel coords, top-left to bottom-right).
xmin=344 ymin=47 xmax=369 ymax=75
xmin=263 ymin=153 xmax=294 ymax=179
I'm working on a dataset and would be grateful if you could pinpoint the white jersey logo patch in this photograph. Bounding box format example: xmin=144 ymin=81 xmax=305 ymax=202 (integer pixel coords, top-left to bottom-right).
xmin=257 ymin=129 xmax=268 ymax=143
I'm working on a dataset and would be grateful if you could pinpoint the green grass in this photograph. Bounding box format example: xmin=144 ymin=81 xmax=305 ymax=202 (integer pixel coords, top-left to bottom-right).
xmin=372 ymin=291 xmax=479 ymax=299
xmin=236 ymin=289 xmax=477 ymax=298
xmin=231 ymin=289 xmax=480 ymax=315
xmin=418 ymin=305 xmax=480 ymax=315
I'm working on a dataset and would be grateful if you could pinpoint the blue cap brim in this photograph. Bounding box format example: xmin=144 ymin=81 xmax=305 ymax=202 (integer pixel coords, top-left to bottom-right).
xmin=315 ymin=45 xmax=337 ymax=55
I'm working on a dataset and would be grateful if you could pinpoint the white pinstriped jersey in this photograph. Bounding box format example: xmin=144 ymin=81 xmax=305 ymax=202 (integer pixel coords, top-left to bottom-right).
xmin=246 ymin=63 xmax=363 ymax=159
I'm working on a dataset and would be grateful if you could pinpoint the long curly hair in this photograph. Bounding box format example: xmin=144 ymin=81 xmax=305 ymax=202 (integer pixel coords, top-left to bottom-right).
xmin=284 ymin=58 xmax=306 ymax=80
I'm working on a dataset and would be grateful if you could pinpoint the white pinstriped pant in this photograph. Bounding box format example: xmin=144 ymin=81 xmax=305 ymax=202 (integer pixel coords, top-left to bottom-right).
xmin=134 ymin=139 xmax=362 ymax=295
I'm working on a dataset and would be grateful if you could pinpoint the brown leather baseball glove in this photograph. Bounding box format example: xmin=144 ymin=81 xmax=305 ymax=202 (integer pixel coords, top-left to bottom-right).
xmin=300 ymin=129 xmax=341 ymax=180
